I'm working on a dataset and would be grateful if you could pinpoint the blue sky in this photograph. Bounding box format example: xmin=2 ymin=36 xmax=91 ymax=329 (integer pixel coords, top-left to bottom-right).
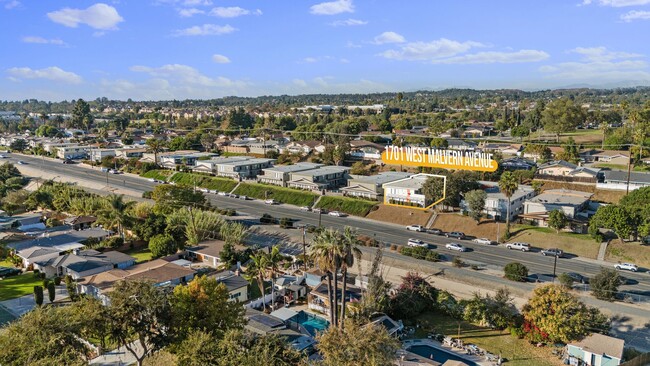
xmin=2 ymin=0 xmax=650 ymax=101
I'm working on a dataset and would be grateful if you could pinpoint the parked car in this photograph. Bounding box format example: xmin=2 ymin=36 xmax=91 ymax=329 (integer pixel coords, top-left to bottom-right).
xmin=564 ymin=272 xmax=589 ymax=284
xmin=407 ymin=238 xmax=428 ymax=248
xmin=427 ymin=228 xmax=443 ymax=235
xmin=472 ymin=238 xmax=494 ymax=245
xmin=101 ymin=167 xmax=109 ymax=172
xmin=445 ymin=232 xmax=465 ymax=240
xmin=445 ymin=242 xmax=467 ymax=252
xmin=300 ymin=206 xmax=312 ymax=212
xmin=541 ymin=248 xmax=564 ymax=257
xmin=406 ymin=225 xmax=426 ymax=232
xmin=17 ymin=161 xmax=26 ymax=165
xmin=239 ymin=195 xmax=249 ymax=200
xmin=63 ymin=159 xmax=74 ymax=164
xmin=328 ymin=211 xmax=346 ymax=217
xmin=313 ymin=208 xmax=327 ymax=214
xmin=230 ymin=194 xmax=239 ymax=199
xmin=0 ymin=155 xmax=6 ymax=159
xmin=505 ymin=242 xmax=530 ymax=252
xmin=615 ymin=263 xmax=638 ymax=272
xmin=109 ymin=169 xmax=122 ymax=174
xmin=265 ymin=199 xmax=278 ymax=205
xmin=217 ymin=191 xmax=228 ymax=196
xmin=0 ymin=266 xmax=21 ymax=278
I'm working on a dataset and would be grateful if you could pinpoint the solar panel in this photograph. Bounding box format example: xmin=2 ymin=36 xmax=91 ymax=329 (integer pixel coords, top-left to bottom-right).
xmin=251 ymin=314 xmax=284 ymax=328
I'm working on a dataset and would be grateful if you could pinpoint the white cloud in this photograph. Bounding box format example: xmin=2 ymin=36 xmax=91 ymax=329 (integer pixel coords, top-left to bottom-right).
xmin=302 ymin=57 xmax=318 ymax=63
xmin=329 ymin=18 xmax=367 ymax=26
xmin=47 ymin=3 xmax=124 ymax=30
xmin=587 ymin=0 xmax=650 ymax=6
xmin=4 ymin=0 xmax=19 ymax=9
xmin=6 ymin=66 xmax=82 ymax=84
xmin=431 ymin=50 xmax=549 ymax=64
xmin=340 ymin=58 xmax=350 ymax=63
xmin=182 ymin=0 xmax=212 ymax=5
xmin=540 ymin=47 xmax=650 ymax=82
xmin=209 ymin=6 xmax=251 ymax=17
xmin=571 ymin=46 xmax=641 ymax=61
xmin=380 ymin=38 xmax=485 ymax=61
xmin=346 ymin=41 xmax=362 ymax=48
xmin=212 ymin=54 xmax=231 ymax=63
xmin=621 ymin=10 xmax=650 ymax=21
xmin=310 ymin=0 xmax=354 ymax=15
xmin=173 ymin=24 xmax=236 ymax=36
xmin=292 ymin=79 xmax=308 ymax=87
xmin=22 ymin=36 xmax=65 ymax=45
xmin=129 ymin=64 xmax=245 ymax=88
xmin=178 ymin=8 xmax=204 ymax=17
xmin=373 ymin=31 xmax=406 ymax=45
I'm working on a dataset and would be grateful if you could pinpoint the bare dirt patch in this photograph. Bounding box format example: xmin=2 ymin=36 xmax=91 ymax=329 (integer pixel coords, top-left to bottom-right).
xmin=606 ymin=240 xmax=650 ymax=269
xmin=432 ymin=213 xmax=501 ymax=241
xmin=365 ymin=204 xmax=432 ymax=226
xmin=509 ymin=228 xmax=600 ymax=258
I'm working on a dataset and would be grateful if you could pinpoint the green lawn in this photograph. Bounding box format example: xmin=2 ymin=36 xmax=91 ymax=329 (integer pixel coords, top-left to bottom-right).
xmin=593 ymin=163 xmax=628 ymax=170
xmin=0 ymin=272 xmax=42 ymax=301
xmin=233 ymin=182 xmax=318 ymax=206
xmin=0 ymin=258 xmax=14 ymax=268
xmin=124 ymin=247 xmax=154 ymax=263
xmin=141 ymin=169 xmax=173 ymax=181
xmin=316 ymin=195 xmax=378 ymax=216
xmin=413 ymin=312 xmax=562 ymax=366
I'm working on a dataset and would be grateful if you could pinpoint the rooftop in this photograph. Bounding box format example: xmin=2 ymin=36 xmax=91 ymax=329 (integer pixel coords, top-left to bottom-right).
xmin=8 ymin=228 xmax=111 ymax=251
xmin=209 ymin=271 xmax=249 ymax=292
xmin=78 ymin=259 xmax=195 ymax=291
xmin=382 ymin=174 xmax=430 ymax=189
xmin=348 ymin=171 xmax=413 ymax=185
xmin=292 ymin=166 xmax=350 ymax=177
xmin=527 ymin=189 xmax=592 ymax=206
xmin=570 ymin=333 xmax=625 ymax=360
xmin=264 ymin=162 xmax=324 ymax=173
xmin=186 ymin=239 xmax=246 ymax=258
xmin=604 ymin=170 xmax=650 ymax=184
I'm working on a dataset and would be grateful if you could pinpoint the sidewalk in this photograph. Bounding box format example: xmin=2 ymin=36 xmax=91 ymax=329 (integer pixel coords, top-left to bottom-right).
xmin=89 ymin=341 xmax=141 ymax=366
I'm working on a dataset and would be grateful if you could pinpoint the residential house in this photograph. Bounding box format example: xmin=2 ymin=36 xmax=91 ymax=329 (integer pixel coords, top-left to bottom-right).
xmin=14 ymin=246 xmax=61 ymax=268
xmin=8 ymin=227 xmax=111 ymax=252
xmin=185 ymin=239 xmax=246 ymax=268
xmin=522 ymin=189 xmax=593 ymax=231
xmin=287 ymin=166 xmax=350 ymax=191
xmin=55 ymin=145 xmax=96 ymax=160
xmin=308 ymin=280 xmax=362 ymax=316
xmin=348 ymin=140 xmax=386 ymax=161
xmin=461 ymin=183 xmax=537 ymax=221
xmin=567 ymin=333 xmax=624 ymax=366
xmin=63 ymin=215 xmax=96 ymax=230
xmin=215 ymin=158 xmax=275 ymax=180
xmin=340 ymin=171 xmax=413 ymax=200
xmin=77 ymin=259 xmax=196 ymax=305
xmin=537 ymin=160 xmax=600 ymax=182
xmin=89 ymin=149 xmax=116 ymax=162
xmin=597 ymin=170 xmax=650 ymax=191
xmin=209 ymin=270 xmax=249 ymax=302
xmin=481 ymin=143 xmax=523 ymax=156
xmin=447 ymin=139 xmax=477 ymax=151
xmin=257 ymin=163 xmax=324 ymax=187
xmin=32 ymin=249 xmax=136 ymax=279
xmin=500 ymin=157 xmax=537 ymax=171
xmin=367 ymin=313 xmax=404 ymax=337
xmin=12 ymin=213 xmax=46 ymax=231
xmin=462 ymin=124 xmax=493 ymax=137
xmin=581 ymin=149 xmax=630 ymax=166
xmin=281 ymin=140 xmax=326 ymax=156
xmin=245 ymin=308 xmax=317 ymax=353
xmin=192 ymin=156 xmax=252 ymax=174
xmin=382 ymin=174 xmax=431 ymax=208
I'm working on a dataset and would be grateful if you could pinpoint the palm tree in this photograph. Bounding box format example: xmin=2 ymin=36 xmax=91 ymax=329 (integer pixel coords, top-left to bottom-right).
xmin=311 ymin=228 xmax=339 ymax=324
xmin=337 ymin=227 xmax=361 ymax=329
xmin=498 ymin=172 xmax=519 ymax=238
xmin=266 ymin=246 xmax=283 ymax=310
xmin=244 ymin=253 xmax=269 ymax=312
xmin=146 ymin=138 xmax=165 ymax=167
xmin=98 ymin=194 xmax=134 ymax=239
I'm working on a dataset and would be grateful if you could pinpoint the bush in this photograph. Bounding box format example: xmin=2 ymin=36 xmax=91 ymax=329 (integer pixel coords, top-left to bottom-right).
xmin=53 ymin=276 xmax=61 ymax=286
xmin=590 ymin=267 xmax=621 ymax=301
xmin=504 ymin=262 xmax=528 ymax=282
xmin=315 ymin=196 xmax=378 ymax=216
xmin=142 ymin=191 xmax=153 ymax=199
xmin=558 ymin=273 xmax=574 ymax=289
xmin=141 ymin=169 xmax=172 ymax=181
xmin=425 ymin=251 xmax=441 ymax=262
xmin=105 ymin=236 xmax=124 ymax=249
xmin=149 ymin=234 xmax=177 ymax=258
xmin=358 ymin=235 xmax=379 ymax=247
xmin=47 ymin=282 xmax=56 ymax=302
xmin=279 ymin=217 xmax=293 ymax=229
xmin=452 ymin=257 xmax=464 ymax=268
xmin=510 ymin=326 xmax=525 ymax=339
xmin=260 ymin=213 xmax=276 ymax=224
xmin=390 ymin=244 xmax=398 ymax=251
xmin=33 ymin=286 xmax=44 ymax=306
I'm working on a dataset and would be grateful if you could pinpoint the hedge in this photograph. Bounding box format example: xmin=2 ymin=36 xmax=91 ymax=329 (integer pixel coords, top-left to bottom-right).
xmin=233 ymin=183 xmax=317 ymax=206
xmin=141 ymin=169 xmax=173 ymax=181
xmin=169 ymin=172 xmax=238 ymax=193
xmin=315 ymin=196 xmax=378 ymax=217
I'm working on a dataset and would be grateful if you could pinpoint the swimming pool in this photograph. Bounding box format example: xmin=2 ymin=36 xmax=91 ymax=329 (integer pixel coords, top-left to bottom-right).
xmin=291 ymin=311 xmax=329 ymax=336
xmin=407 ymin=345 xmax=477 ymax=366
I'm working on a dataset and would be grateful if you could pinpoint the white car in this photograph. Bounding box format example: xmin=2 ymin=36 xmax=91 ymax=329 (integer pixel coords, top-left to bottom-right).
xmin=445 ymin=243 xmax=467 ymax=252
xmin=407 ymin=238 xmax=428 ymax=248
xmin=505 ymin=242 xmax=530 ymax=252
xmin=328 ymin=211 xmax=346 ymax=217
xmin=265 ymin=199 xmax=277 ymax=205
xmin=472 ymin=238 xmax=493 ymax=245
xmin=217 ymin=191 xmax=227 ymax=196
xmin=406 ymin=225 xmax=426 ymax=232
xmin=0 ymin=155 xmax=6 ymax=158
xmin=300 ymin=206 xmax=312 ymax=212
xmin=17 ymin=161 xmax=26 ymax=165
xmin=615 ymin=263 xmax=638 ymax=272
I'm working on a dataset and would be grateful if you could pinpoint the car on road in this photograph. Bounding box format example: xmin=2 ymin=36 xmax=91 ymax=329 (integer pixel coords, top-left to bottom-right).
xmin=62 ymin=159 xmax=75 ymax=164
xmin=505 ymin=242 xmax=530 ymax=252
xmin=563 ymin=272 xmax=589 ymax=284
xmin=445 ymin=232 xmax=465 ymax=240
xmin=406 ymin=225 xmax=426 ymax=232
xmin=541 ymin=248 xmax=564 ymax=257
xmin=0 ymin=155 xmax=6 ymax=158
xmin=445 ymin=242 xmax=467 ymax=252
xmin=615 ymin=263 xmax=638 ymax=272
xmin=300 ymin=206 xmax=312 ymax=212
xmin=472 ymin=238 xmax=494 ymax=245
xmin=17 ymin=161 xmax=26 ymax=165
xmin=313 ymin=208 xmax=327 ymax=214
xmin=427 ymin=228 xmax=443 ymax=235
xmin=230 ymin=194 xmax=239 ymax=198
xmin=407 ymin=238 xmax=428 ymax=248
xmin=109 ymin=169 xmax=122 ymax=174
xmin=265 ymin=199 xmax=278 ymax=205
xmin=239 ymin=195 xmax=249 ymax=200
xmin=101 ymin=167 xmax=109 ymax=172
xmin=217 ymin=191 xmax=227 ymax=196
xmin=328 ymin=211 xmax=346 ymax=217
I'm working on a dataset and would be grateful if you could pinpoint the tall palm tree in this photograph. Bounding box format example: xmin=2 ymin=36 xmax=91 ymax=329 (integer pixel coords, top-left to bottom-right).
xmin=244 ymin=253 xmax=269 ymax=312
xmin=266 ymin=246 xmax=283 ymax=310
xmin=146 ymin=138 xmax=165 ymax=167
xmin=311 ymin=228 xmax=339 ymax=324
xmin=498 ymin=172 xmax=519 ymax=238
xmin=337 ymin=227 xmax=361 ymax=329
xmin=98 ymin=194 xmax=134 ymax=239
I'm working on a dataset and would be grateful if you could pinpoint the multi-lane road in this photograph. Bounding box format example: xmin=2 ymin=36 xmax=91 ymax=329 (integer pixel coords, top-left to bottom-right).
xmin=6 ymin=152 xmax=650 ymax=296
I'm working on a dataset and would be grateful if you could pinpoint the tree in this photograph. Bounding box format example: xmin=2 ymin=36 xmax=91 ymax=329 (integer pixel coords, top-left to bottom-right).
xmin=65 ymin=274 xmax=78 ymax=301
xmin=244 ymin=253 xmax=269 ymax=312
xmin=590 ymin=267 xmax=621 ymax=301
xmin=464 ymin=189 xmax=487 ymax=223
xmin=34 ymin=285 xmax=44 ymax=306
xmin=171 ymin=275 xmax=246 ymax=342
xmin=498 ymin=171 xmax=519 ymax=237
xmin=556 ymin=137 xmax=580 ymax=163
xmin=71 ymin=99 xmax=93 ymax=130
xmin=146 ymin=138 xmax=166 ymax=167
xmin=504 ymin=262 xmax=528 ymax=282
xmin=149 ymin=234 xmax=177 ymax=257
xmin=47 ymin=281 xmax=56 ymax=302
xmin=337 ymin=227 xmax=361 ymax=329
xmin=317 ymin=319 xmax=400 ymax=366
xmin=523 ymin=284 xmax=609 ymax=343
xmin=9 ymin=138 xmax=28 ymax=152
xmin=166 ymin=207 xmax=224 ymax=246
xmin=588 ymin=204 xmax=635 ymax=242
xmin=548 ymin=209 xmax=568 ymax=233
xmin=107 ymin=280 xmax=172 ymax=366
xmin=619 ymin=186 xmax=650 ymax=238
xmin=311 ymin=228 xmax=339 ymax=324
xmin=97 ymin=194 xmax=134 ymax=239
xmin=541 ymin=98 xmax=585 ymax=141
xmin=558 ymin=273 xmax=574 ymax=289
xmin=151 ymin=185 xmax=206 ymax=214
xmin=389 ymin=272 xmax=438 ymax=320
xmin=219 ymin=221 xmax=248 ymax=248
xmin=265 ymin=245 xmax=284 ymax=310
xmin=351 ymin=249 xmax=391 ymax=321
xmin=350 ymin=161 xmax=371 ymax=175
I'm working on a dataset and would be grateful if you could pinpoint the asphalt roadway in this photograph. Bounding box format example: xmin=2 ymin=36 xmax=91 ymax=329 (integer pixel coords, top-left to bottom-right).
xmin=7 ymin=153 xmax=650 ymax=297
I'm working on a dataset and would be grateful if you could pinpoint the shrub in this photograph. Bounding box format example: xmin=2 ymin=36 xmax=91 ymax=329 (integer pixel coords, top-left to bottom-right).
xmin=452 ymin=257 xmax=464 ymax=268
xmin=260 ymin=213 xmax=276 ymax=224
xmin=149 ymin=234 xmax=177 ymax=258
xmin=510 ymin=326 xmax=525 ymax=339
xmin=142 ymin=191 xmax=153 ymax=199
xmin=504 ymin=262 xmax=528 ymax=282
xmin=279 ymin=217 xmax=293 ymax=229
xmin=53 ymin=276 xmax=61 ymax=286
xmin=33 ymin=286 xmax=44 ymax=306
xmin=104 ymin=236 xmax=124 ymax=249
xmin=390 ymin=244 xmax=398 ymax=251
xmin=42 ymin=279 xmax=50 ymax=289
xmin=558 ymin=273 xmax=574 ymax=289
xmin=47 ymin=282 xmax=56 ymax=302
xmin=471 ymin=264 xmax=480 ymax=271
xmin=590 ymin=267 xmax=621 ymax=301
xmin=425 ymin=251 xmax=441 ymax=262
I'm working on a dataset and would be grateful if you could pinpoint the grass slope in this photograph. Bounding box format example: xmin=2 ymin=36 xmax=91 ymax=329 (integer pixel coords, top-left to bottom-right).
xmin=0 ymin=272 xmax=42 ymax=301
xmin=170 ymin=172 xmax=238 ymax=192
xmin=315 ymin=196 xmax=377 ymax=216
xmin=141 ymin=169 xmax=173 ymax=181
xmin=233 ymin=183 xmax=317 ymax=206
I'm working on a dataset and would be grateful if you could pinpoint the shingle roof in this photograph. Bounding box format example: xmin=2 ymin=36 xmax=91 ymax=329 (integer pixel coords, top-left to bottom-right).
xmin=604 ymin=170 xmax=650 ymax=184
xmin=570 ymin=333 xmax=624 ymax=360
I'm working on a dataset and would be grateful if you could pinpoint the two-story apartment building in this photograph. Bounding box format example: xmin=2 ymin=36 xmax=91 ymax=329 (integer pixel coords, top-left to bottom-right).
xmin=89 ymin=148 xmax=117 ymax=162
xmin=461 ymin=182 xmax=537 ymax=221
xmin=215 ymin=158 xmax=275 ymax=180
xmin=56 ymin=145 xmax=96 ymax=160
xmin=382 ymin=174 xmax=431 ymax=208
xmin=115 ymin=147 xmax=147 ymax=159
xmin=257 ymin=163 xmax=324 ymax=187
xmin=157 ymin=151 xmax=217 ymax=168
xmin=340 ymin=171 xmax=412 ymax=200
xmin=287 ymin=166 xmax=350 ymax=191
xmin=193 ymin=156 xmax=252 ymax=174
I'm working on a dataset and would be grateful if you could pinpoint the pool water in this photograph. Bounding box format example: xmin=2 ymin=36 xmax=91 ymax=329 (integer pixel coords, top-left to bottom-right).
xmin=407 ymin=345 xmax=477 ymax=366
xmin=293 ymin=311 xmax=329 ymax=335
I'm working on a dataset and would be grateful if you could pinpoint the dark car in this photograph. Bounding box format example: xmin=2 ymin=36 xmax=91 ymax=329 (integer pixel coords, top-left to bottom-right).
xmin=427 ymin=228 xmax=443 ymax=235
xmin=541 ymin=248 xmax=564 ymax=257
xmin=0 ymin=266 xmax=21 ymax=278
xmin=564 ymin=272 xmax=589 ymax=284
xmin=445 ymin=232 xmax=465 ymax=240
xmin=62 ymin=159 xmax=75 ymax=164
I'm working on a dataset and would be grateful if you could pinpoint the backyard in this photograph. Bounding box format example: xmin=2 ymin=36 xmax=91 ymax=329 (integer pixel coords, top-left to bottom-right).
xmin=124 ymin=246 xmax=154 ymax=264
xmin=413 ymin=312 xmax=564 ymax=366
xmin=0 ymin=272 xmax=42 ymax=301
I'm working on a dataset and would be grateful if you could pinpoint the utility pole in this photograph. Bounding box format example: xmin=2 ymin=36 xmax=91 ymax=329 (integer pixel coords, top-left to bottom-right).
xmin=302 ymin=226 xmax=307 ymax=271
xmin=552 ymin=254 xmax=558 ymax=283
xmin=625 ymin=156 xmax=632 ymax=194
